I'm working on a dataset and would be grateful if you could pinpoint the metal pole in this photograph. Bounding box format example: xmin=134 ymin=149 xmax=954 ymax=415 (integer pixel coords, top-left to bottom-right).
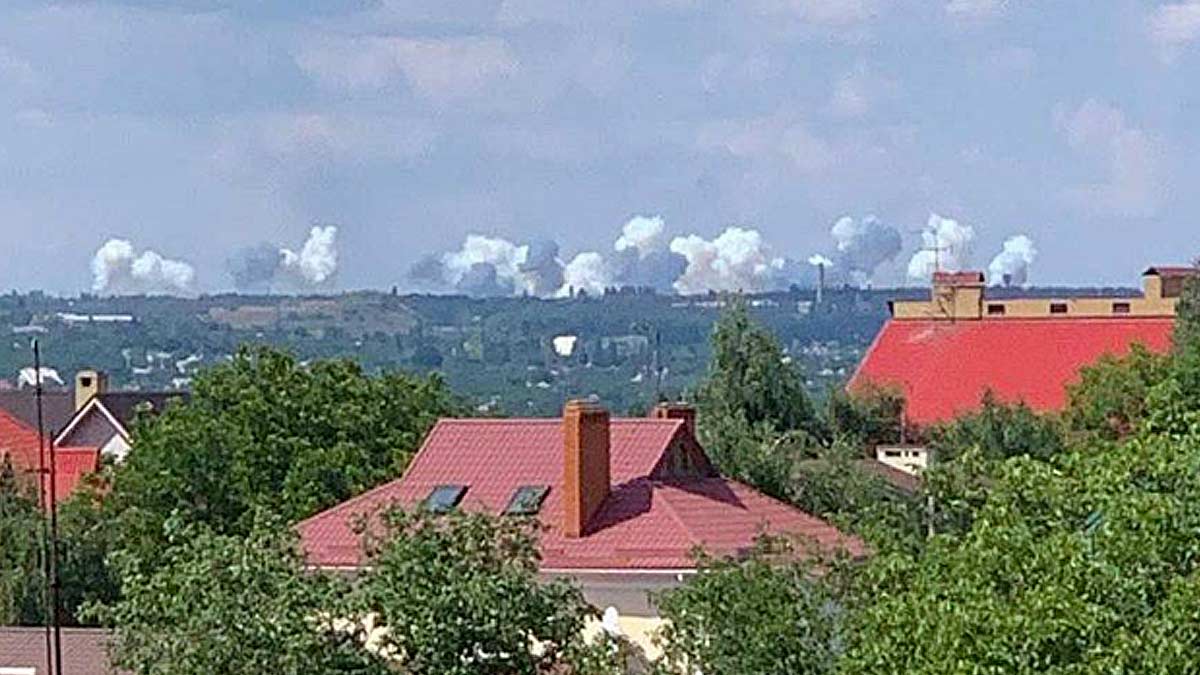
xmin=33 ymin=341 xmax=64 ymax=675
xmin=33 ymin=341 xmax=52 ymax=675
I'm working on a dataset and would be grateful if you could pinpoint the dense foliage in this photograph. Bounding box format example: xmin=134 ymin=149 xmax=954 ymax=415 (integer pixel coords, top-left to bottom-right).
xmin=107 ymin=345 xmax=459 ymax=561
xmin=654 ymin=539 xmax=850 ymax=675
xmin=98 ymin=510 xmax=619 ymax=675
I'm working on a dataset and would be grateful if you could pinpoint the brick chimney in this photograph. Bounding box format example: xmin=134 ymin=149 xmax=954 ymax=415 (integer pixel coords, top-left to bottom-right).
xmin=652 ymin=402 xmax=697 ymax=439
xmin=562 ymin=400 xmax=610 ymax=538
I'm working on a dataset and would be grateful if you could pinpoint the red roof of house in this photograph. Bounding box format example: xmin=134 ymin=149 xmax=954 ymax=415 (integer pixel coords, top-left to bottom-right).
xmin=932 ymin=271 xmax=985 ymax=285
xmin=849 ymin=317 xmax=1175 ymax=426
xmin=298 ymin=418 xmax=863 ymax=571
xmin=0 ymin=409 xmax=99 ymax=505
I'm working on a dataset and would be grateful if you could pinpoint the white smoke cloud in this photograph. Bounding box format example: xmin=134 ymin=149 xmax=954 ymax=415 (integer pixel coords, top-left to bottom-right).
xmin=559 ymin=251 xmax=613 ymax=297
xmin=281 ymin=225 xmax=339 ymax=286
xmin=412 ymin=234 xmax=564 ymax=297
xmin=91 ymin=239 xmax=196 ymax=296
xmin=906 ymin=213 xmax=976 ymax=282
xmin=808 ymin=254 xmax=834 ymax=267
xmin=988 ymin=234 xmax=1037 ymax=287
xmin=669 ymin=227 xmax=790 ymax=294
xmin=829 ymin=215 xmax=903 ymax=286
xmin=614 ymin=215 xmax=667 ymax=255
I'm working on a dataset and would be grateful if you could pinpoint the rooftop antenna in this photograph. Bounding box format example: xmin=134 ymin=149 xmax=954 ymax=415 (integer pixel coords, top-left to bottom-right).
xmin=32 ymin=340 xmax=64 ymax=675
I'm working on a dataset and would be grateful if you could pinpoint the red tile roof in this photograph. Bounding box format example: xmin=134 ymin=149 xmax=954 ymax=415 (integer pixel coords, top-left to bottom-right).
xmin=298 ymin=418 xmax=863 ymax=571
xmin=849 ymin=317 xmax=1175 ymax=426
xmin=0 ymin=627 xmax=126 ymax=674
xmin=0 ymin=409 xmax=100 ymax=505
xmin=932 ymin=271 xmax=985 ymax=285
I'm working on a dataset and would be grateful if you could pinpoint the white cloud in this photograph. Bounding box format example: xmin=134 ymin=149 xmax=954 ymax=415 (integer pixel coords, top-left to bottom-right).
xmin=0 ymin=46 xmax=36 ymax=88
xmin=1055 ymin=100 xmax=1164 ymax=218
xmin=829 ymin=64 xmax=896 ymax=118
xmin=945 ymin=0 xmax=1006 ymax=21
xmin=697 ymin=114 xmax=833 ymax=174
xmin=1148 ymin=1 xmax=1200 ymax=62
xmin=296 ymin=36 xmax=519 ymax=103
xmin=754 ymin=0 xmax=881 ymax=26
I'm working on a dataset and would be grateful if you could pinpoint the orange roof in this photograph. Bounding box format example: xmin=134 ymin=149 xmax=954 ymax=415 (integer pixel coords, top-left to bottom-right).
xmin=298 ymin=418 xmax=863 ymax=570
xmin=849 ymin=317 xmax=1174 ymax=426
xmin=0 ymin=409 xmax=99 ymax=505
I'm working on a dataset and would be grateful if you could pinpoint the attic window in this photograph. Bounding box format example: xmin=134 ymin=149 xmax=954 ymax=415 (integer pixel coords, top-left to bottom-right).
xmin=986 ymin=304 xmax=1006 ymax=316
xmin=505 ymin=485 xmax=549 ymax=516
xmin=1050 ymin=303 xmax=1069 ymax=315
xmin=1112 ymin=302 xmax=1131 ymax=315
xmin=423 ymin=485 xmax=467 ymax=513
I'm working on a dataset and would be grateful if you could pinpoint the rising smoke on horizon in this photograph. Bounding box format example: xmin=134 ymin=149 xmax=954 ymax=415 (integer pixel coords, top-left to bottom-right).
xmin=988 ymin=234 xmax=1038 ymax=287
xmin=906 ymin=213 xmax=977 ymax=282
xmin=826 ymin=215 xmax=903 ymax=286
xmin=91 ymin=238 xmax=196 ymax=296
xmin=227 ymin=225 xmax=340 ymax=292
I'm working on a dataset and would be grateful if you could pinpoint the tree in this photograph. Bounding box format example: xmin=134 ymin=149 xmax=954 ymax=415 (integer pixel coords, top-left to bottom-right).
xmin=841 ymin=425 xmax=1200 ymax=673
xmin=97 ymin=519 xmax=384 ymax=675
xmin=1064 ymin=344 xmax=1169 ymax=441
xmin=696 ymin=299 xmax=818 ymax=437
xmin=694 ymin=300 xmax=819 ymax=494
xmin=927 ymin=392 xmax=1065 ymax=464
xmin=653 ymin=539 xmax=850 ymax=675
xmin=347 ymin=508 xmax=616 ymax=675
xmin=825 ymin=384 xmax=905 ymax=448
xmin=107 ymin=345 xmax=459 ymax=561
xmin=0 ymin=456 xmax=43 ymax=624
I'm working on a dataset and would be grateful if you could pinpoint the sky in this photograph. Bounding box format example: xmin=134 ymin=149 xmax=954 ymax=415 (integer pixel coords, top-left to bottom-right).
xmin=2 ymin=0 xmax=1200 ymax=294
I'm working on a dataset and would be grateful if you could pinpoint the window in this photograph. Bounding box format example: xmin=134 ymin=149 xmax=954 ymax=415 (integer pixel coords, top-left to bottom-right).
xmin=504 ymin=485 xmax=550 ymax=516
xmin=987 ymin=304 xmax=1006 ymax=316
xmin=1112 ymin=302 xmax=1131 ymax=315
xmin=1050 ymin=303 xmax=1068 ymax=314
xmin=423 ymin=485 xmax=467 ymax=513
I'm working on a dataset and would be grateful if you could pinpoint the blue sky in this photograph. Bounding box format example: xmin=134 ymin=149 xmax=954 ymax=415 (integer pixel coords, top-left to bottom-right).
xmin=1 ymin=0 xmax=1199 ymax=293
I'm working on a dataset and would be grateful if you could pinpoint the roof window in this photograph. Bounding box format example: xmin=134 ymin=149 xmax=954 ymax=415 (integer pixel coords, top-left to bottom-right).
xmin=504 ymin=485 xmax=549 ymax=516
xmin=423 ymin=485 xmax=467 ymax=513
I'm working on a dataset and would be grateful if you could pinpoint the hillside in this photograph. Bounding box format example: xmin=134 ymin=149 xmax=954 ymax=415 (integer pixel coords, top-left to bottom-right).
xmin=0 ymin=285 xmax=1133 ymax=415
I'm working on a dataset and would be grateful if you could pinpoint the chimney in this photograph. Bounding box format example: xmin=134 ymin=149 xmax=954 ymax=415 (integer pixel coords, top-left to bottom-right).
xmin=652 ymin=402 xmax=697 ymax=439
xmin=74 ymin=369 xmax=108 ymax=411
xmin=816 ymin=263 xmax=825 ymax=305
xmin=562 ymin=399 xmax=610 ymax=538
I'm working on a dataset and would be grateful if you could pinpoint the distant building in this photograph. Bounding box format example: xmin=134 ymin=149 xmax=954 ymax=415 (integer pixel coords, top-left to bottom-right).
xmin=298 ymin=401 xmax=862 ymax=662
xmin=850 ymin=266 xmax=1195 ymax=428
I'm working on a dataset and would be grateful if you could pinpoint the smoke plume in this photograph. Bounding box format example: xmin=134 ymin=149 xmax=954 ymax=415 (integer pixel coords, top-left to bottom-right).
xmin=829 ymin=215 xmax=903 ymax=286
xmin=669 ymin=227 xmax=793 ymax=294
xmin=91 ymin=239 xmax=196 ymax=296
xmin=227 ymin=226 xmax=340 ymax=292
xmin=988 ymin=235 xmax=1037 ymax=287
xmin=906 ymin=213 xmax=976 ymax=282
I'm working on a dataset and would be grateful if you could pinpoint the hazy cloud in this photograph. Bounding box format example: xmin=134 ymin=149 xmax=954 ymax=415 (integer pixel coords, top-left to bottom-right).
xmin=1149 ymin=1 xmax=1200 ymax=62
xmin=1055 ymin=100 xmax=1163 ymax=217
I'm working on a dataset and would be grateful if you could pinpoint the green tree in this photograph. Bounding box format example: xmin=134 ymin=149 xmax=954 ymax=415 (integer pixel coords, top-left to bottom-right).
xmin=108 ymin=345 xmax=459 ymax=560
xmin=927 ymin=392 xmax=1065 ymax=464
xmin=653 ymin=539 xmax=850 ymax=675
xmin=97 ymin=520 xmax=384 ymax=675
xmin=696 ymin=300 xmax=818 ymax=437
xmin=841 ymin=426 xmax=1200 ymax=673
xmin=825 ymin=384 xmax=905 ymax=449
xmin=1064 ymin=344 xmax=1169 ymax=441
xmin=694 ymin=300 xmax=819 ymax=494
xmin=348 ymin=508 xmax=616 ymax=675
xmin=0 ymin=457 xmax=43 ymax=624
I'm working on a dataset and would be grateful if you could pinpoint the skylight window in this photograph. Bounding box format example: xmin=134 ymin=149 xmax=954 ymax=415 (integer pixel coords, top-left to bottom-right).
xmin=504 ymin=485 xmax=549 ymax=516
xmin=423 ymin=485 xmax=467 ymax=513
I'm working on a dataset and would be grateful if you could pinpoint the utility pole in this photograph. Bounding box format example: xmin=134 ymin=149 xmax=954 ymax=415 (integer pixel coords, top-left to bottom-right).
xmin=33 ymin=341 xmax=63 ymax=675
